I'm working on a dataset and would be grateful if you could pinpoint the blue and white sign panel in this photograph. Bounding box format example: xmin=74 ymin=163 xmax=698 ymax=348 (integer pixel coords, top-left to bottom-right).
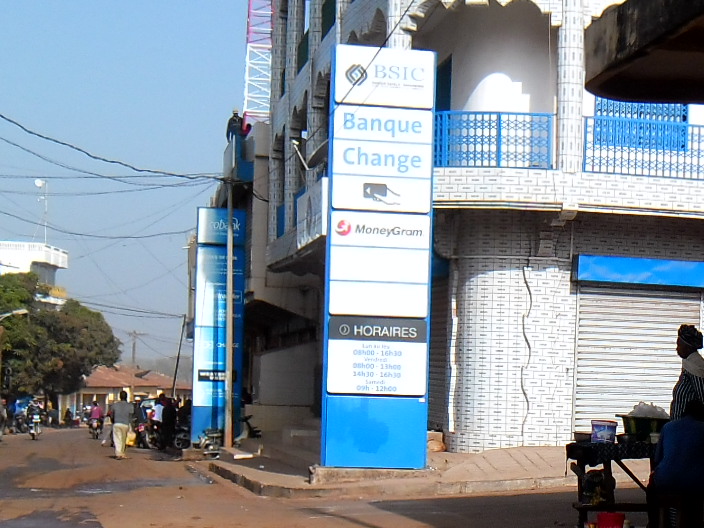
xmin=191 ymin=209 xmax=246 ymax=443
xmin=331 ymin=105 xmax=433 ymax=213
xmin=197 ymin=207 xmax=247 ymax=246
xmin=327 ymin=316 xmax=428 ymax=396
xmin=328 ymin=211 xmax=430 ymax=318
xmin=322 ymin=45 xmax=435 ymax=469
xmin=333 ymin=44 xmax=435 ymax=109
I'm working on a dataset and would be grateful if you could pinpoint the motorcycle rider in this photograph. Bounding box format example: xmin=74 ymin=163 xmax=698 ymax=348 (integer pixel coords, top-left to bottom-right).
xmin=89 ymin=401 xmax=105 ymax=433
xmin=149 ymin=394 xmax=166 ymax=449
xmin=26 ymin=399 xmax=42 ymax=436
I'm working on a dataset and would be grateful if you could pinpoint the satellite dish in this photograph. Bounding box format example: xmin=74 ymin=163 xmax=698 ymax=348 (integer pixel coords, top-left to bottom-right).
xmin=34 ymin=179 xmax=45 ymax=188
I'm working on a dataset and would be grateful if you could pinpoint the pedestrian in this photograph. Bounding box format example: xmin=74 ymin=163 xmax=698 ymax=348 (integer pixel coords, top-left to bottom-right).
xmin=63 ymin=407 xmax=73 ymax=427
xmin=226 ymin=110 xmax=242 ymax=142
xmin=150 ymin=393 xmax=166 ymax=449
xmin=107 ymin=391 xmax=134 ymax=460
xmin=177 ymin=398 xmax=192 ymax=426
xmin=647 ymin=399 xmax=704 ymax=527
xmin=670 ymin=324 xmax=704 ymax=420
xmin=161 ymin=397 xmax=177 ymax=449
xmin=0 ymin=397 xmax=6 ymax=441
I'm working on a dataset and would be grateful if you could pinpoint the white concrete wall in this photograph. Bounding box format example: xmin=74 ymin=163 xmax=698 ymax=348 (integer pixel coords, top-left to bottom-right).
xmin=438 ymin=209 xmax=704 ymax=453
xmin=433 ymin=166 xmax=704 ymax=219
xmin=417 ymin=1 xmax=556 ymax=114
xmin=439 ymin=210 xmax=575 ymax=452
xmin=253 ymin=342 xmax=317 ymax=406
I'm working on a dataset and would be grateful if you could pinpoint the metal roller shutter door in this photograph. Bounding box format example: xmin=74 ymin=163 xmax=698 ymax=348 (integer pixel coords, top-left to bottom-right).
xmin=428 ymin=277 xmax=449 ymax=429
xmin=575 ymin=286 xmax=701 ymax=433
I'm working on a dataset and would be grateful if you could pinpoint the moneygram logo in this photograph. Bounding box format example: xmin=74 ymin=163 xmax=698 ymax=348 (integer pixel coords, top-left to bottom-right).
xmin=345 ymin=64 xmax=367 ymax=86
xmin=334 ymin=219 xmax=424 ymax=238
xmin=335 ymin=220 xmax=352 ymax=236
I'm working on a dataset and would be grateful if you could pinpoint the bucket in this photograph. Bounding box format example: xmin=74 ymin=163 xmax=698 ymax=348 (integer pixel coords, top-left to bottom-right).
xmin=597 ymin=512 xmax=625 ymax=528
xmin=591 ymin=420 xmax=617 ymax=443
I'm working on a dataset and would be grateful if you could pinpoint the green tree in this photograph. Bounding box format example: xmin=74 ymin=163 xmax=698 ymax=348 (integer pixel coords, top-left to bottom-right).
xmin=0 ymin=273 xmax=121 ymax=399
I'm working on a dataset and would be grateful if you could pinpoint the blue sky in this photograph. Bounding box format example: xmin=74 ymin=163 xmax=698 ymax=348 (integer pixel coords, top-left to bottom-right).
xmin=0 ymin=3 xmax=248 ymax=367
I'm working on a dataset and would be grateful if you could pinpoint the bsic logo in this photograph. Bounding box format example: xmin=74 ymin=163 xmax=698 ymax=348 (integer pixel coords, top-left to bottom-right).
xmin=335 ymin=220 xmax=352 ymax=236
xmin=345 ymin=64 xmax=367 ymax=86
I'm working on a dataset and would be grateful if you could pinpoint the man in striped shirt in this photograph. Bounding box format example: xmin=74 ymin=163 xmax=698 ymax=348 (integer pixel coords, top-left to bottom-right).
xmin=670 ymin=324 xmax=704 ymax=420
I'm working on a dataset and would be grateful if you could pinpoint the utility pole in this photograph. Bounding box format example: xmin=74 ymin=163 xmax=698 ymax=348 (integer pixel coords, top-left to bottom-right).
xmin=171 ymin=315 xmax=187 ymax=398
xmin=224 ymin=173 xmax=235 ymax=448
xmin=127 ymin=331 xmax=147 ymax=367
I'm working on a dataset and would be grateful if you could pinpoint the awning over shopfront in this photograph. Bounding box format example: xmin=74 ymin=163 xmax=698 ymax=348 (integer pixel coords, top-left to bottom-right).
xmin=585 ymin=0 xmax=704 ymax=103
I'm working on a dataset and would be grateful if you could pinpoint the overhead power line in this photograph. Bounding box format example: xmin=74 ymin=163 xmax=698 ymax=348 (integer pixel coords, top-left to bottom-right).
xmin=0 ymin=209 xmax=193 ymax=240
xmin=0 ymin=112 xmax=216 ymax=180
xmin=80 ymin=299 xmax=184 ymax=318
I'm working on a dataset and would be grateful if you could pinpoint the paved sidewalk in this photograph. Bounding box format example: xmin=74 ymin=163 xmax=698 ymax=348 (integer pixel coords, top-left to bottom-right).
xmin=197 ymin=440 xmax=652 ymax=500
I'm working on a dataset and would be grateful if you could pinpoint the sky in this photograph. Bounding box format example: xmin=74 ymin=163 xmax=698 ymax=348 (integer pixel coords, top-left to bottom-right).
xmin=0 ymin=3 xmax=249 ymax=372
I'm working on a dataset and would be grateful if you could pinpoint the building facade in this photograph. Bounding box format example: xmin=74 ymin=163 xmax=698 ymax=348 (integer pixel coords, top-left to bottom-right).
xmin=0 ymin=241 xmax=69 ymax=307
xmin=234 ymin=0 xmax=704 ymax=455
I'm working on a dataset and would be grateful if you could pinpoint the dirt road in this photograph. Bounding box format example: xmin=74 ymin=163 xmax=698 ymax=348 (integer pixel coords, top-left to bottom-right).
xmin=0 ymin=426 xmax=645 ymax=527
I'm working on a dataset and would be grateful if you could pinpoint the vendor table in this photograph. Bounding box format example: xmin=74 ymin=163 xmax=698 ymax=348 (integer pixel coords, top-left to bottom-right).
xmin=566 ymin=441 xmax=657 ymax=528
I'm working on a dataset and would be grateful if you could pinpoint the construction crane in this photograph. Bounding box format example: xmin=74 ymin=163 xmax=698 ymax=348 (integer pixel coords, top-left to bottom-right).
xmin=243 ymin=0 xmax=273 ymax=126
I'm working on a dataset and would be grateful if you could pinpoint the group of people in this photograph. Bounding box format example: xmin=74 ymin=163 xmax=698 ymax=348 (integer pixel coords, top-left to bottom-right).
xmin=85 ymin=393 xmax=191 ymax=458
xmin=647 ymin=324 xmax=704 ymax=527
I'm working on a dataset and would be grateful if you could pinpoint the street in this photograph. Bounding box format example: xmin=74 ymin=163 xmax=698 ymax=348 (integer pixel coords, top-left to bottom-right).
xmin=0 ymin=426 xmax=648 ymax=528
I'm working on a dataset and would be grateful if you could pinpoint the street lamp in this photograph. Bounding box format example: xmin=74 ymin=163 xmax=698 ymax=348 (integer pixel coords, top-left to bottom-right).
xmin=0 ymin=308 xmax=29 ymax=390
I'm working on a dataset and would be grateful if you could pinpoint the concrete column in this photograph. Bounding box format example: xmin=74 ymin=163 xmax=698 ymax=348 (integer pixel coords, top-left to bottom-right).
xmin=556 ymin=0 xmax=585 ymax=174
xmin=268 ymin=154 xmax=284 ymax=242
xmin=387 ymin=0 xmax=413 ymax=49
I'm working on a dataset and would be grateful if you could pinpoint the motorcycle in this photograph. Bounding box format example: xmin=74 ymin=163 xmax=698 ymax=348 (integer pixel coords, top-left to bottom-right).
xmin=135 ymin=421 xmax=155 ymax=449
xmin=196 ymin=428 xmax=223 ymax=458
xmin=234 ymin=414 xmax=261 ymax=447
xmin=13 ymin=413 xmax=28 ymax=434
xmin=28 ymin=412 xmax=42 ymax=440
xmin=173 ymin=423 xmax=191 ymax=450
xmin=88 ymin=418 xmax=103 ymax=439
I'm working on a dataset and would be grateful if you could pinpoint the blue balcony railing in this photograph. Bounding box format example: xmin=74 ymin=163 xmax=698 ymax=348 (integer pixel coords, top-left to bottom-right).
xmin=434 ymin=111 xmax=553 ymax=169
xmin=584 ymin=117 xmax=704 ymax=178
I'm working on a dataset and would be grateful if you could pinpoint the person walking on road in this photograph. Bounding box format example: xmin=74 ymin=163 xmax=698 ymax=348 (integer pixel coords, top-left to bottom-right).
xmin=108 ymin=391 xmax=133 ymax=460
xmin=0 ymin=397 xmax=6 ymax=441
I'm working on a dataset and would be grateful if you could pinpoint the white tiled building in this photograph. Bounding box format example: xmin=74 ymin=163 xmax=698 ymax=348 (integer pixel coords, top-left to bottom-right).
xmin=261 ymin=0 xmax=704 ymax=454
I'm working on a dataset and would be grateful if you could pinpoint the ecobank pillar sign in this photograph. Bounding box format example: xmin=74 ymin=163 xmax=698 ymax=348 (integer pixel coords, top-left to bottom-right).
xmin=191 ymin=207 xmax=246 ymax=442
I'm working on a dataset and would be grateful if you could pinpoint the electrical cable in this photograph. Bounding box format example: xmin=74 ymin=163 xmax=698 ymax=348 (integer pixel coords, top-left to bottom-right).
xmin=78 ymin=299 xmax=182 ymax=318
xmin=0 ymin=112 xmax=218 ymax=180
xmin=0 ymin=209 xmax=193 ymax=239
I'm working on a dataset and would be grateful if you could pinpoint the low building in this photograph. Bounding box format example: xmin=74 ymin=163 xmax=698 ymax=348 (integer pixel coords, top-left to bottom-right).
xmin=57 ymin=364 xmax=191 ymax=418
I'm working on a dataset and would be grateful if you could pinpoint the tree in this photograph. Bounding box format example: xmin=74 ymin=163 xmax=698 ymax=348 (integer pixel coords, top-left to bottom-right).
xmin=0 ymin=273 xmax=121 ymax=398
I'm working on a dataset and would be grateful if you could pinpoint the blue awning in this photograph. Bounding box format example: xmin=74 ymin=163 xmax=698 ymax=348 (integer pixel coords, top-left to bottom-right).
xmin=574 ymin=255 xmax=704 ymax=288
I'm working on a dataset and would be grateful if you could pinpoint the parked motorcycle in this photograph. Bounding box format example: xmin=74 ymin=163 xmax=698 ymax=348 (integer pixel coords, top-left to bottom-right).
xmin=28 ymin=412 xmax=42 ymax=440
xmin=173 ymin=423 xmax=191 ymax=450
xmin=196 ymin=428 xmax=223 ymax=458
xmin=234 ymin=414 xmax=261 ymax=447
xmin=13 ymin=413 xmax=28 ymax=434
xmin=134 ymin=420 xmax=156 ymax=449
xmin=88 ymin=418 xmax=103 ymax=439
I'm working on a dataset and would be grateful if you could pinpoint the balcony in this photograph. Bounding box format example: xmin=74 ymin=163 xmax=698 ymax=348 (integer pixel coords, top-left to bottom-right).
xmin=434 ymin=111 xmax=704 ymax=181
xmin=584 ymin=116 xmax=704 ymax=178
xmin=434 ymin=111 xmax=554 ymax=169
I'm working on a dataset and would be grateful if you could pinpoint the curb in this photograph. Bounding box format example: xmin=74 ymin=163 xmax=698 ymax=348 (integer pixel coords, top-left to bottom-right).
xmin=207 ymin=461 xmax=581 ymax=500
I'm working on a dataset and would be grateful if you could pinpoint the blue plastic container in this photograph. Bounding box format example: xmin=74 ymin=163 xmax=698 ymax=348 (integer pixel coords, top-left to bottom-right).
xmin=591 ymin=420 xmax=617 ymax=443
